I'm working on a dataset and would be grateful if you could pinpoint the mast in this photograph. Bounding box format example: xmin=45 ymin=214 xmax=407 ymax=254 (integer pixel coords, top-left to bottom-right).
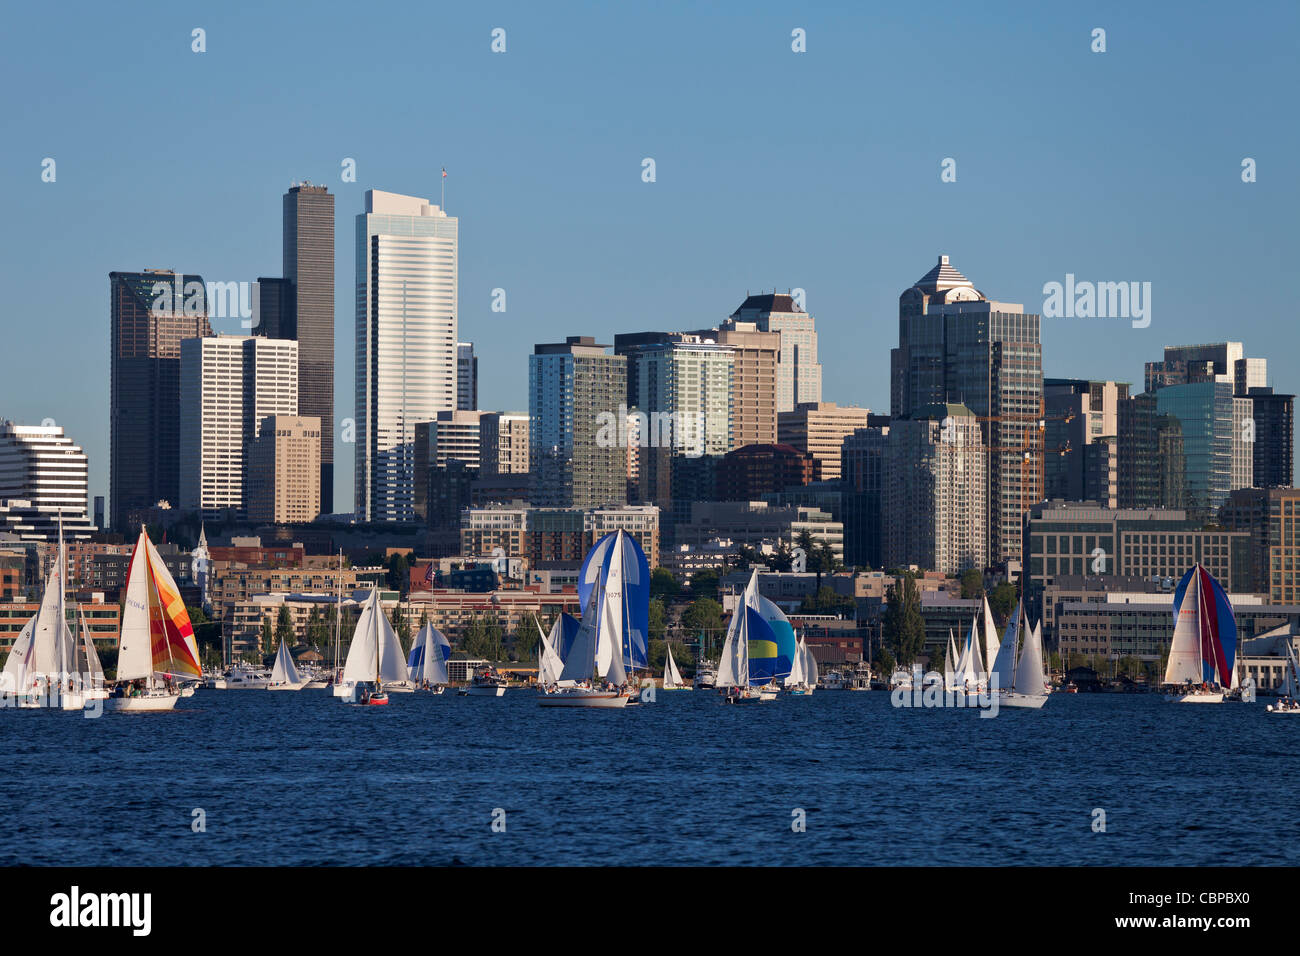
xmin=333 ymin=550 xmax=343 ymax=678
xmin=57 ymin=511 xmax=67 ymax=697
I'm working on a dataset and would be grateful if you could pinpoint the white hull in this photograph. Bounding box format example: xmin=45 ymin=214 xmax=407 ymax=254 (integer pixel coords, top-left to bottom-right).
xmin=266 ymin=682 xmax=307 ymax=691
xmin=384 ymin=682 xmax=417 ymax=693
xmin=464 ymin=684 xmax=506 ymax=697
xmin=1000 ymin=692 xmax=1049 ymax=709
xmin=661 ymin=685 xmax=693 ymax=691
xmin=538 ymin=689 xmax=630 ymax=708
xmin=303 ymin=679 xmax=329 ymax=689
xmin=108 ymin=693 xmax=180 ymax=712
xmin=1267 ymin=703 xmax=1300 ymax=713
xmin=332 ymin=681 xmax=357 ymax=699
xmin=1163 ymin=690 xmax=1225 ymax=703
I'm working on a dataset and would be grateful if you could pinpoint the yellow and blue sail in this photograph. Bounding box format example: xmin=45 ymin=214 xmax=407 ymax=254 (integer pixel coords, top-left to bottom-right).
xmin=746 ymin=596 xmax=797 ymax=685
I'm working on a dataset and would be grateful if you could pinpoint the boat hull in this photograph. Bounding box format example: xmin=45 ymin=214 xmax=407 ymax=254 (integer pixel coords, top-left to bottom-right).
xmin=1163 ymin=690 xmax=1225 ymax=703
xmin=107 ymin=694 xmax=180 ymax=712
xmin=465 ymin=685 xmax=506 ymax=697
xmin=266 ymin=682 xmax=307 ymax=691
xmin=538 ymin=690 xmax=630 ymax=708
xmin=1000 ymin=692 xmax=1049 ymax=709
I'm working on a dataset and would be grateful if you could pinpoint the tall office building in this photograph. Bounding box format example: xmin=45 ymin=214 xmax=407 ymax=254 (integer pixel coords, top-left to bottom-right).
xmin=1155 ymin=380 xmax=1233 ymax=523
xmin=179 ymin=336 xmax=298 ymax=519
xmin=1220 ymin=487 xmax=1300 ymax=602
xmin=0 ymin=421 xmax=92 ymax=520
xmin=282 ymin=184 xmax=335 ymax=514
xmin=729 ymin=293 xmax=821 ymax=413
xmin=457 ymin=342 xmax=478 ymax=411
xmin=841 ymin=426 xmax=889 ymax=569
xmin=246 ymin=414 xmax=321 ymax=524
xmin=614 ymin=333 xmax=732 ymax=508
xmin=1247 ymin=387 xmax=1295 ymax=488
xmin=1043 ymin=379 xmax=1129 ymax=503
xmin=889 ymin=255 xmax=1043 ymax=565
xmin=881 ymin=404 xmax=987 ymax=575
xmin=355 ymin=190 xmax=458 ymax=522
xmin=777 ymin=401 xmax=871 ymax=482
xmin=479 ymin=412 xmax=530 ymax=475
xmin=529 ymin=337 xmax=627 ymax=509
xmin=110 ymin=270 xmax=212 ymax=529
xmin=685 ymin=319 xmax=780 ymax=449
xmin=1145 ymin=343 xmax=1266 ymax=395
xmin=1232 ymin=396 xmax=1255 ymax=491
xmin=1116 ymin=392 xmax=1186 ymax=510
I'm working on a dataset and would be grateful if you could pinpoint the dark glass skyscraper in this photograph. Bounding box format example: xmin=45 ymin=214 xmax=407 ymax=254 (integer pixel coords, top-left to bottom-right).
xmin=1247 ymin=387 xmax=1294 ymax=488
xmin=109 ymin=270 xmax=212 ymax=529
xmin=281 ymin=184 xmax=335 ymax=513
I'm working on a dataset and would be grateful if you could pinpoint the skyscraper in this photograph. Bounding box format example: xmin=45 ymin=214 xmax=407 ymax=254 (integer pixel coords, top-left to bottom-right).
xmin=881 ymin=404 xmax=987 ymax=575
xmin=246 ymin=415 xmax=322 ymax=524
xmin=1247 ymin=387 xmax=1295 ymax=488
xmin=529 ymin=337 xmax=627 ymax=509
xmin=890 ymin=255 xmax=1043 ymax=565
xmin=355 ymin=190 xmax=458 ymax=522
xmin=1155 ymin=380 xmax=1233 ymax=523
xmin=457 ymin=342 xmax=478 ymax=411
xmin=110 ymin=270 xmax=212 ymax=529
xmin=282 ymin=184 xmax=335 ymax=514
xmin=0 ymin=421 xmax=92 ymax=520
xmin=179 ymin=336 xmax=298 ymax=519
xmin=1043 ymin=379 xmax=1129 ymax=503
xmin=685 ymin=319 xmax=780 ymax=449
xmin=1116 ymin=392 xmax=1186 ymax=510
xmin=777 ymin=401 xmax=872 ymax=482
xmin=729 ymin=293 xmax=821 ymax=413
xmin=479 ymin=412 xmax=529 ymax=475
xmin=841 ymin=425 xmax=889 ymax=569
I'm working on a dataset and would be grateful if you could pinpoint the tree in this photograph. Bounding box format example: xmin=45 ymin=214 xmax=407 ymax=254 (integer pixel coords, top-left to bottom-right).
xmin=390 ymin=603 xmax=412 ymax=652
xmin=681 ymin=597 xmax=725 ymax=658
xmin=989 ymin=581 xmax=1016 ymax=623
xmin=305 ymin=607 xmax=329 ymax=649
xmin=798 ymin=586 xmax=856 ymax=618
xmin=648 ymin=598 xmax=667 ymax=643
xmin=259 ymin=616 xmax=274 ymax=657
xmin=649 ymin=567 xmax=680 ymax=602
xmin=873 ymin=646 xmax=896 ymax=678
xmin=387 ymin=552 xmax=411 ymax=595
xmin=767 ymin=542 xmax=793 ymax=572
xmin=274 ymin=605 xmax=294 ymax=651
xmin=960 ymin=568 xmax=984 ymax=599
xmin=690 ymin=567 xmax=721 ymax=600
xmin=461 ymin=615 xmax=503 ymax=661
xmin=648 ymin=639 xmax=694 ymax=675
xmin=882 ymin=573 xmax=925 ymax=665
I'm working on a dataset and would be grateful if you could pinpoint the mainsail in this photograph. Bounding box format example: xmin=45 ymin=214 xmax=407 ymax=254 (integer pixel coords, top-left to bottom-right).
xmin=271 ymin=637 xmax=301 ymax=685
xmin=785 ymin=635 xmax=806 ymax=687
xmin=342 ymin=590 xmax=407 ymax=685
xmin=992 ymin=601 xmax=1020 ymax=691
xmin=559 ymin=587 xmax=605 ymax=683
xmin=802 ymin=639 xmax=819 ymax=687
xmin=1014 ymin=617 xmax=1046 ymax=696
xmin=536 ymin=617 xmax=569 ymax=687
xmin=117 ymin=528 xmax=203 ymax=682
xmin=664 ymin=644 xmax=683 ymax=688
xmin=981 ymin=595 xmax=999 ymax=679
xmin=1 ymin=617 xmax=36 ymax=694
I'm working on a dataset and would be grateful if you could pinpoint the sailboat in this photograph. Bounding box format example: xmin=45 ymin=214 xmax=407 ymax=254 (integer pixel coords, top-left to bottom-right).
xmin=62 ymin=606 xmax=109 ymax=708
xmin=267 ymin=634 xmax=306 ymax=690
xmin=579 ymin=530 xmax=650 ymax=696
xmin=107 ymin=527 xmax=204 ymax=712
xmin=992 ymin=601 xmax=1049 ymax=709
xmin=1162 ymin=564 xmax=1236 ymax=703
xmin=339 ymin=589 xmax=408 ymax=705
xmin=1266 ymin=638 xmax=1300 ymax=713
xmin=981 ymin=594 xmax=1000 ymax=681
xmin=943 ymin=630 xmax=957 ymax=693
xmin=784 ymin=635 xmax=817 ymax=696
xmin=662 ymin=643 xmax=691 ymax=690
xmin=717 ymin=570 xmax=786 ymax=704
xmin=538 ymin=585 xmax=632 ymax=708
xmin=408 ymin=621 xmax=452 ymax=693
xmin=1 ymin=617 xmax=42 ymax=708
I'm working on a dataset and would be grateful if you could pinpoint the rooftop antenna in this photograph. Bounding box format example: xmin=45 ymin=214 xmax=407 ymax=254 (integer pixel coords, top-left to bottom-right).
xmin=441 ymin=166 xmax=447 ymax=209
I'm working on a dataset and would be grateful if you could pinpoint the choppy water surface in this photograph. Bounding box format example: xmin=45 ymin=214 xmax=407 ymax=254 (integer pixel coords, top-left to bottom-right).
xmin=1 ymin=690 xmax=1295 ymax=865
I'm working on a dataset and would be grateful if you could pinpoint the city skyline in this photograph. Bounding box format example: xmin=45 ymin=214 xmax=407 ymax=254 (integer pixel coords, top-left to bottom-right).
xmin=3 ymin=2 xmax=1298 ymax=513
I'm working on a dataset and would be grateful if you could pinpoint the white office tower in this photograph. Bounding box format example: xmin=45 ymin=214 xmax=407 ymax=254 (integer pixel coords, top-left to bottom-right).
xmin=180 ymin=336 xmax=298 ymax=518
xmin=0 ymin=421 xmax=94 ymax=532
xmin=355 ymin=189 xmax=459 ymax=522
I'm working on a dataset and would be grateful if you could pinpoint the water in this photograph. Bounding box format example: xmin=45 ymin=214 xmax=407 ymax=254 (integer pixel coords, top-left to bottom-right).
xmin=3 ymin=689 xmax=1296 ymax=866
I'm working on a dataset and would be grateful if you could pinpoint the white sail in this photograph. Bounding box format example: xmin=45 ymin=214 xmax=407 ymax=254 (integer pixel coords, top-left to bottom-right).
xmin=968 ymin=617 xmax=985 ymax=688
xmin=376 ymin=603 xmax=409 ymax=684
xmin=342 ymin=592 xmax=380 ymax=683
xmin=271 ymin=638 xmax=301 ymax=684
xmin=717 ymin=572 xmax=757 ymax=689
xmin=116 ymin=532 xmax=155 ymax=681
xmin=77 ymin=610 xmax=104 ymax=679
xmin=559 ymin=588 xmax=602 ymax=683
xmin=992 ymin=602 xmax=1019 ymax=691
xmin=1164 ymin=571 xmax=1203 ymax=685
xmin=664 ymin=645 xmax=683 ymax=688
xmin=597 ymin=551 xmax=628 ymax=686
xmin=802 ymin=641 xmax=819 ymax=687
xmin=31 ymin=558 xmax=74 ymax=680
xmin=1282 ymin=640 xmax=1300 ymax=697
xmin=785 ymin=636 xmax=805 ymax=687
xmin=424 ymin=625 xmax=451 ymax=685
xmin=982 ymin=595 xmax=999 ymax=680
xmin=944 ymin=631 xmax=957 ymax=690
xmin=1014 ymin=616 xmax=1047 ymax=697
xmin=2 ymin=617 xmax=36 ymax=693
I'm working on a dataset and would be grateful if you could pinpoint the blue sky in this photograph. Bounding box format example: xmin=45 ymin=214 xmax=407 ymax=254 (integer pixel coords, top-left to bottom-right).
xmin=3 ymin=0 xmax=1297 ymax=511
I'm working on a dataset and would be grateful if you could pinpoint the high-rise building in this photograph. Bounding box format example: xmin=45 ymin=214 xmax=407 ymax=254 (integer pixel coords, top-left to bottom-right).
xmin=777 ymin=402 xmax=871 ymax=482
xmin=729 ymin=293 xmax=821 ymax=413
xmin=881 ymin=404 xmax=987 ymax=575
xmin=714 ymin=443 xmax=813 ymax=501
xmin=179 ymin=336 xmax=298 ymax=519
xmin=479 ymin=412 xmax=530 ymax=475
xmin=1246 ymin=387 xmax=1294 ymax=488
xmin=355 ymin=190 xmax=458 ymax=522
xmin=282 ymin=184 xmax=335 ymax=514
xmin=1231 ymin=395 xmax=1255 ymax=491
xmin=1043 ymin=379 xmax=1129 ymax=503
xmin=246 ymin=414 xmax=322 ymax=524
xmin=457 ymin=342 xmax=478 ymax=411
xmin=1155 ymin=380 xmax=1233 ymax=523
xmin=413 ymin=411 xmax=483 ymax=522
xmin=0 ymin=421 xmax=92 ymax=521
xmin=614 ymin=333 xmax=732 ymax=509
xmin=890 ymin=255 xmax=1043 ymax=564
xmin=841 ymin=426 xmax=889 ymax=569
xmin=110 ymin=270 xmax=212 ymax=528
xmin=1116 ymin=392 xmax=1186 ymax=510
xmin=685 ymin=319 xmax=780 ymax=449
xmin=529 ymin=337 xmax=627 ymax=509
xmin=1219 ymin=487 xmax=1300 ymax=602
xmin=1145 ymin=343 xmax=1265 ymax=395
